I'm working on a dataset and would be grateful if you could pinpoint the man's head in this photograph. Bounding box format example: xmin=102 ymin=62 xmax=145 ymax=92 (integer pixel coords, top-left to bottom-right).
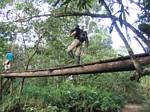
xmin=75 ymin=25 xmax=79 ymax=29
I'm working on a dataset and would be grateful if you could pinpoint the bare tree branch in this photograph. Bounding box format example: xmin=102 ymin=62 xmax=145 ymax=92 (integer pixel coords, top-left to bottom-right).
xmin=53 ymin=0 xmax=61 ymax=7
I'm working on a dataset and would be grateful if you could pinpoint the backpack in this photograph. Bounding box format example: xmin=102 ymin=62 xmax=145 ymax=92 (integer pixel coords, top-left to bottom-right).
xmin=79 ymin=29 xmax=88 ymax=42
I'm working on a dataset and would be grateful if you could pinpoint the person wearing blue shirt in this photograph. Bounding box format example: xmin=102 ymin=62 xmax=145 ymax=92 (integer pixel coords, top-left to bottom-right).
xmin=3 ymin=51 xmax=14 ymax=72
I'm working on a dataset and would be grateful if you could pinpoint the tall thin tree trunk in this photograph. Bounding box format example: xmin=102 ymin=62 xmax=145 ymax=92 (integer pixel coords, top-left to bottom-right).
xmin=102 ymin=1 xmax=143 ymax=76
xmin=0 ymin=76 xmax=2 ymax=100
xmin=19 ymin=28 xmax=44 ymax=95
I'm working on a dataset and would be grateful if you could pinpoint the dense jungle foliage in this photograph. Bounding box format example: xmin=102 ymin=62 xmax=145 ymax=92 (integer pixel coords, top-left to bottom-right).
xmin=0 ymin=0 xmax=150 ymax=112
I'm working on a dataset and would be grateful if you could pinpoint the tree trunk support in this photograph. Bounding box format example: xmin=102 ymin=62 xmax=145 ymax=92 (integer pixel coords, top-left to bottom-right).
xmin=19 ymin=78 xmax=25 ymax=95
xmin=10 ymin=78 xmax=13 ymax=95
xmin=0 ymin=75 xmax=3 ymax=100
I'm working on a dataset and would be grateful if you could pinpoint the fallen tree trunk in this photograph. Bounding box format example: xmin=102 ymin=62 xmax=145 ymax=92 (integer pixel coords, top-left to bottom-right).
xmin=1 ymin=53 xmax=150 ymax=78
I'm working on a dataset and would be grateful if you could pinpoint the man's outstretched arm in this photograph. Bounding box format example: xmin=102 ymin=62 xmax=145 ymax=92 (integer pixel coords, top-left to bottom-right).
xmin=70 ymin=31 xmax=76 ymax=36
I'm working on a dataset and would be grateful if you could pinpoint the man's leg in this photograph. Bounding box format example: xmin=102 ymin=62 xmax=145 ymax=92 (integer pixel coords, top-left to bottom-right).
xmin=4 ymin=64 xmax=8 ymax=71
xmin=7 ymin=62 xmax=11 ymax=71
xmin=76 ymin=55 xmax=80 ymax=64
xmin=75 ymin=44 xmax=82 ymax=64
xmin=67 ymin=51 xmax=74 ymax=59
xmin=66 ymin=39 xmax=80 ymax=62
xmin=4 ymin=60 xmax=9 ymax=72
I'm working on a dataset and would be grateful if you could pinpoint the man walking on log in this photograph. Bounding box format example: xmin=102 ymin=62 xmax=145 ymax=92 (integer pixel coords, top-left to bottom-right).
xmin=66 ymin=25 xmax=89 ymax=64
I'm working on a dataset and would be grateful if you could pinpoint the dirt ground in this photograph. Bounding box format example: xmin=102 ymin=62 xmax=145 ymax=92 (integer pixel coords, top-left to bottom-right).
xmin=121 ymin=104 xmax=150 ymax=112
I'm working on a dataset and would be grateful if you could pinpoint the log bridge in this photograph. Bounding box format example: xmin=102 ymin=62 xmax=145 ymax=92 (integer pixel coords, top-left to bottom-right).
xmin=0 ymin=53 xmax=150 ymax=99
